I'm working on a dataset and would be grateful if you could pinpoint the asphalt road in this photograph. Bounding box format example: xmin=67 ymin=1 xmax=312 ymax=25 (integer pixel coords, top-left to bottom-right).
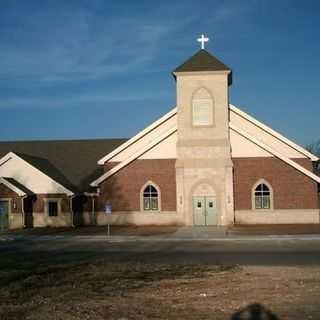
xmin=1 ymin=237 xmax=320 ymax=266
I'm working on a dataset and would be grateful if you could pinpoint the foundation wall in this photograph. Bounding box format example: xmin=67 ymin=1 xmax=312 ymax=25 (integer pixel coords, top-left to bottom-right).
xmin=235 ymin=209 xmax=320 ymax=224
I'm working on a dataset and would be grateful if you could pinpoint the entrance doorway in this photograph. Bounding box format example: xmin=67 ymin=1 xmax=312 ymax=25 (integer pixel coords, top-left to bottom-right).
xmin=193 ymin=196 xmax=217 ymax=226
xmin=0 ymin=200 xmax=9 ymax=230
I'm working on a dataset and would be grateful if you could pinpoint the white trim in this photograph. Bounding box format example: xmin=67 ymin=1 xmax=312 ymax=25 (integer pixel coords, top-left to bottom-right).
xmin=251 ymin=179 xmax=274 ymax=210
xmin=96 ymin=103 xmax=318 ymax=165
xmin=0 ymin=177 xmax=26 ymax=196
xmin=44 ymin=198 xmax=62 ymax=217
xmin=230 ymin=123 xmax=320 ymax=184
xmin=0 ymin=153 xmax=12 ymax=167
xmin=84 ymin=192 xmax=99 ymax=197
xmin=173 ymin=70 xmax=231 ymax=77
xmin=140 ymin=181 xmax=162 ymax=212
xmin=97 ymin=108 xmax=177 ymax=165
xmin=0 ymin=152 xmax=74 ymax=196
xmin=91 ymin=127 xmax=177 ymax=186
xmin=230 ymin=104 xmax=319 ymax=161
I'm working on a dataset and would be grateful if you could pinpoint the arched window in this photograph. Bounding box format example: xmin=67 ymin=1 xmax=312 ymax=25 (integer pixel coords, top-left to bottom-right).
xmin=254 ymin=182 xmax=272 ymax=209
xmin=192 ymin=87 xmax=214 ymax=126
xmin=142 ymin=184 xmax=159 ymax=211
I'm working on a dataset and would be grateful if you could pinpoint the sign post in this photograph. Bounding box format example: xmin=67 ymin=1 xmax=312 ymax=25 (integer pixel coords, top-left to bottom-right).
xmin=105 ymin=204 xmax=112 ymax=239
xmin=0 ymin=206 xmax=3 ymax=233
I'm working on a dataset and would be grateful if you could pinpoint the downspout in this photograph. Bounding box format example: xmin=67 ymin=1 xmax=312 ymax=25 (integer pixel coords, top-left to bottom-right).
xmin=21 ymin=195 xmax=27 ymax=228
xmin=69 ymin=195 xmax=75 ymax=228
xmin=85 ymin=188 xmax=99 ymax=225
xmin=95 ymin=188 xmax=100 ymax=225
xmin=92 ymin=196 xmax=95 ymax=225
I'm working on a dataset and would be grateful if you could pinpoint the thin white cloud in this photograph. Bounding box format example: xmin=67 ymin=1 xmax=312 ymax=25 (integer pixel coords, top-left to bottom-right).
xmin=0 ymin=5 xmax=195 ymax=83
xmin=0 ymin=89 xmax=172 ymax=110
xmin=0 ymin=0 xmax=250 ymax=110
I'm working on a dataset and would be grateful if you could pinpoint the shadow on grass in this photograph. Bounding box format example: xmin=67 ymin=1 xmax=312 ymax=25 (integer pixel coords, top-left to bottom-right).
xmin=231 ymin=303 xmax=280 ymax=319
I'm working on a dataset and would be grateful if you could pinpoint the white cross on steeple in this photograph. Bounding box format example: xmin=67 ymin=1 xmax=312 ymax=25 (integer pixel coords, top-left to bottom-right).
xmin=197 ymin=34 xmax=209 ymax=50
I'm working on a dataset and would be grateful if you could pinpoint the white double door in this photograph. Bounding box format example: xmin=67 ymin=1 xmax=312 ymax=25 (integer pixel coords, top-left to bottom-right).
xmin=193 ymin=196 xmax=217 ymax=226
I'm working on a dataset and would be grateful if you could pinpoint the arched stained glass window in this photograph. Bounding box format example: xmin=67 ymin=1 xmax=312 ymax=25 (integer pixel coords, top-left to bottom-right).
xmin=254 ymin=183 xmax=271 ymax=209
xmin=143 ymin=184 xmax=159 ymax=211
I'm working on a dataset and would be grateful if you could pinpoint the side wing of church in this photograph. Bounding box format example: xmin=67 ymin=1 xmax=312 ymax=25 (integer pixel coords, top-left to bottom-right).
xmin=0 ymin=48 xmax=319 ymax=229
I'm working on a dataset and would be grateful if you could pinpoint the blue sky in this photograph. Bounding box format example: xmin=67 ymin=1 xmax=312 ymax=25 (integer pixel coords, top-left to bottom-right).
xmin=0 ymin=0 xmax=319 ymax=146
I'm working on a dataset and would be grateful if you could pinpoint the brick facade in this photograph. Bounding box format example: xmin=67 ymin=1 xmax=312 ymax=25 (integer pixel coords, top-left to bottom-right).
xmin=0 ymin=184 xmax=71 ymax=214
xmin=33 ymin=194 xmax=71 ymax=213
xmin=97 ymin=159 xmax=177 ymax=212
xmin=233 ymin=157 xmax=319 ymax=210
xmin=97 ymin=157 xmax=318 ymax=214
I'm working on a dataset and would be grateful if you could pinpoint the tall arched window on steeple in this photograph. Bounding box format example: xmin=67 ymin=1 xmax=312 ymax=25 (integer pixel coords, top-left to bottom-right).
xmin=192 ymin=87 xmax=214 ymax=126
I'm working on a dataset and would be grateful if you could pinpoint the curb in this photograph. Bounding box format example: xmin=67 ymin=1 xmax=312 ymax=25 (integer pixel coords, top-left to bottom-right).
xmin=103 ymin=235 xmax=320 ymax=242
xmin=3 ymin=234 xmax=320 ymax=242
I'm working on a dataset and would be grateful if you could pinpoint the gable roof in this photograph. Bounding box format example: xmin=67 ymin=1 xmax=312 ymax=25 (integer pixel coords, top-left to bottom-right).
xmin=230 ymin=123 xmax=320 ymax=184
xmin=92 ymin=104 xmax=319 ymax=186
xmin=173 ymin=49 xmax=231 ymax=72
xmin=0 ymin=152 xmax=75 ymax=196
xmin=91 ymin=127 xmax=177 ymax=187
xmin=0 ymin=139 xmax=126 ymax=193
xmin=0 ymin=177 xmax=34 ymax=196
xmin=97 ymin=108 xmax=177 ymax=164
xmin=15 ymin=152 xmax=76 ymax=192
xmin=230 ymin=104 xmax=319 ymax=161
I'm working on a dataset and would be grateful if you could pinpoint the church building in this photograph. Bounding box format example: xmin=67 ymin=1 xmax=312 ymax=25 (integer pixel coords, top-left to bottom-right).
xmin=0 ymin=36 xmax=319 ymax=229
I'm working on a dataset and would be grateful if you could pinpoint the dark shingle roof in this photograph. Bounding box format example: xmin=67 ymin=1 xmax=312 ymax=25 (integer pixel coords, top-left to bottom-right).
xmin=173 ymin=49 xmax=232 ymax=84
xmin=0 ymin=139 xmax=126 ymax=193
xmin=174 ymin=49 xmax=231 ymax=72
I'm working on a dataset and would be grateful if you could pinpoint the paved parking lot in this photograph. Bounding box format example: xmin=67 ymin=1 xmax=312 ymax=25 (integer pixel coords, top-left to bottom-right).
xmin=1 ymin=233 xmax=320 ymax=266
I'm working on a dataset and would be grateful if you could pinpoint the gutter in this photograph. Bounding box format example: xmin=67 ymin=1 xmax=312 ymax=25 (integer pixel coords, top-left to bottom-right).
xmin=69 ymin=195 xmax=76 ymax=228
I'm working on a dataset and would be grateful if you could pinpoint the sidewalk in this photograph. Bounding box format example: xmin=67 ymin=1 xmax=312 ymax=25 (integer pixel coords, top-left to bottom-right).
xmin=228 ymin=224 xmax=320 ymax=236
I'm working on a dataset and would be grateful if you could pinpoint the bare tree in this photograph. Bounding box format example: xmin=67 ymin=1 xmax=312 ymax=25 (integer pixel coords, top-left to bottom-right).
xmin=306 ymin=139 xmax=320 ymax=174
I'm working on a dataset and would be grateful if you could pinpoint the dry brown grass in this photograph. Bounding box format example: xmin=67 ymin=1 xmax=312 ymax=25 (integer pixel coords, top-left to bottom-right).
xmin=1 ymin=251 xmax=320 ymax=319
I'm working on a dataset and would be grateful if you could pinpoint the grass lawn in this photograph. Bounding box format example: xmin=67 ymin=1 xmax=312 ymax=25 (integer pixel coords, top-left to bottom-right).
xmin=1 ymin=248 xmax=320 ymax=319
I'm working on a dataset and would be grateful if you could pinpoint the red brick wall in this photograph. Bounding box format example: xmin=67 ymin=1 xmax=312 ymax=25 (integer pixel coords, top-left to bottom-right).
xmin=97 ymin=159 xmax=176 ymax=212
xmin=0 ymin=183 xmax=22 ymax=213
xmin=233 ymin=157 xmax=319 ymax=210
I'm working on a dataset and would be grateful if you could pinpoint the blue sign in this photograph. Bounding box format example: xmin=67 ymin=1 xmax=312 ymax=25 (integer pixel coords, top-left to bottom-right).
xmin=0 ymin=206 xmax=4 ymax=215
xmin=105 ymin=204 xmax=112 ymax=214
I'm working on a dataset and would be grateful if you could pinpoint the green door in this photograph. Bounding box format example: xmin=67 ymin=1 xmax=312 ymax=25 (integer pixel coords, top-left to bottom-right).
xmin=193 ymin=196 xmax=217 ymax=226
xmin=0 ymin=200 xmax=9 ymax=230
xmin=193 ymin=197 xmax=206 ymax=226
xmin=205 ymin=196 xmax=217 ymax=225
